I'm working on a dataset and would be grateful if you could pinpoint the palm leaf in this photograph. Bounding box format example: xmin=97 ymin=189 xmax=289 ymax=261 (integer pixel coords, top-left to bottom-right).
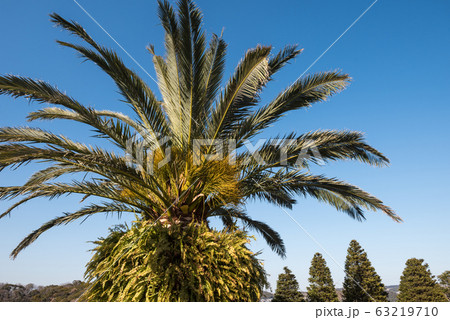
xmin=238 ymin=130 xmax=389 ymax=170
xmin=233 ymin=71 xmax=350 ymax=145
xmin=212 ymin=207 xmax=286 ymax=258
xmin=50 ymin=14 xmax=168 ymax=148
xmin=207 ymin=46 xmax=272 ymax=143
xmin=10 ymin=202 xmax=136 ymax=258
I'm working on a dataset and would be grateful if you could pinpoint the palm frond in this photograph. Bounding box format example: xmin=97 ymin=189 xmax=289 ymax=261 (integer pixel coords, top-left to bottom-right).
xmin=23 ymin=164 xmax=83 ymax=188
xmin=241 ymin=174 xmax=297 ymax=209
xmin=0 ymin=179 xmax=152 ymax=220
xmin=206 ymin=46 xmax=272 ymax=143
xmin=212 ymin=207 xmax=286 ymax=258
xmin=0 ymin=126 xmax=93 ymax=152
xmin=50 ymin=14 xmax=169 ymax=148
xmin=27 ymin=107 xmax=145 ymax=133
xmin=154 ymin=1 xmax=184 ymax=145
xmin=268 ymin=45 xmax=303 ymax=75
xmin=10 ymin=202 xmax=136 ymax=259
xmin=177 ymin=0 xmax=207 ymax=146
xmin=200 ymin=34 xmax=227 ymax=122
xmin=0 ymin=142 xmax=169 ymax=206
xmin=0 ymin=75 xmax=135 ymax=149
xmin=233 ymin=71 xmax=351 ymax=145
xmin=238 ymin=130 xmax=389 ymax=171
xmin=242 ymin=169 xmax=401 ymax=222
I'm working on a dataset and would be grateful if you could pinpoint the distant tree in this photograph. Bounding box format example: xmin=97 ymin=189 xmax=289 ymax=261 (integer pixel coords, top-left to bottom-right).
xmin=272 ymin=267 xmax=304 ymax=302
xmin=0 ymin=283 xmax=34 ymax=302
xmin=307 ymin=253 xmax=339 ymax=302
xmin=398 ymin=259 xmax=447 ymax=302
xmin=438 ymin=271 xmax=450 ymax=300
xmin=25 ymin=283 xmax=35 ymax=291
xmin=31 ymin=281 xmax=87 ymax=302
xmin=343 ymin=240 xmax=388 ymax=302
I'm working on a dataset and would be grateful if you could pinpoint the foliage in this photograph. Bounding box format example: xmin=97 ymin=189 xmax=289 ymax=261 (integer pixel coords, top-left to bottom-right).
xmin=0 ymin=283 xmax=32 ymax=302
xmin=81 ymin=221 xmax=267 ymax=302
xmin=342 ymin=240 xmax=387 ymax=302
xmin=438 ymin=270 xmax=450 ymax=300
xmin=0 ymin=281 xmax=87 ymax=302
xmin=272 ymin=266 xmax=304 ymax=302
xmin=307 ymin=253 xmax=339 ymax=302
xmin=397 ymin=258 xmax=447 ymax=302
xmin=0 ymin=0 xmax=400 ymax=261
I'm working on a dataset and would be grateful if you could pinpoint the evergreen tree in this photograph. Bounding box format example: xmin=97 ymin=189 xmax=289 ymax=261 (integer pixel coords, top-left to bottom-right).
xmin=343 ymin=240 xmax=388 ymax=302
xmin=272 ymin=267 xmax=304 ymax=302
xmin=438 ymin=271 xmax=450 ymax=300
xmin=307 ymin=253 xmax=339 ymax=301
xmin=397 ymin=258 xmax=447 ymax=302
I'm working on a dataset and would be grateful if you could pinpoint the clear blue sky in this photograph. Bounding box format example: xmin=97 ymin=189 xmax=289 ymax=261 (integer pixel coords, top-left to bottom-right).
xmin=0 ymin=0 xmax=449 ymax=290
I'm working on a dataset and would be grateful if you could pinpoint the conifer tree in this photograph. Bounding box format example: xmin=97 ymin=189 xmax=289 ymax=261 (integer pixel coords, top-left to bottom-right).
xmin=397 ymin=258 xmax=447 ymax=302
xmin=272 ymin=267 xmax=304 ymax=302
xmin=438 ymin=271 xmax=450 ymax=300
xmin=307 ymin=253 xmax=339 ymax=301
xmin=343 ymin=240 xmax=388 ymax=302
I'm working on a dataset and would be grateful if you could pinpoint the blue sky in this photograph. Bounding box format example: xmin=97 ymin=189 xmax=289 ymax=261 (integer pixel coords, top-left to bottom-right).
xmin=0 ymin=0 xmax=449 ymax=290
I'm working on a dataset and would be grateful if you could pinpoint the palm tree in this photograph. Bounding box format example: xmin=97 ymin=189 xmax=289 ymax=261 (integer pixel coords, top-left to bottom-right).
xmin=0 ymin=0 xmax=400 ymax=261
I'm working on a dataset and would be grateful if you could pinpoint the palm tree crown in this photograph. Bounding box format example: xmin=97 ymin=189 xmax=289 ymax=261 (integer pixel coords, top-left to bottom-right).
xmin=0 ymin=0 xmax=400 ymax=259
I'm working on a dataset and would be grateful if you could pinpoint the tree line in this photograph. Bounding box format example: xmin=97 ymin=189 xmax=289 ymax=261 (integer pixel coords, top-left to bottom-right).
xmin=1 ymin=239 xmax=448 ymax=302
xmin=0 ymin=281 xmax=87 ymax=302
xmin=272 ymin=240 xmax=449 ymax=302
